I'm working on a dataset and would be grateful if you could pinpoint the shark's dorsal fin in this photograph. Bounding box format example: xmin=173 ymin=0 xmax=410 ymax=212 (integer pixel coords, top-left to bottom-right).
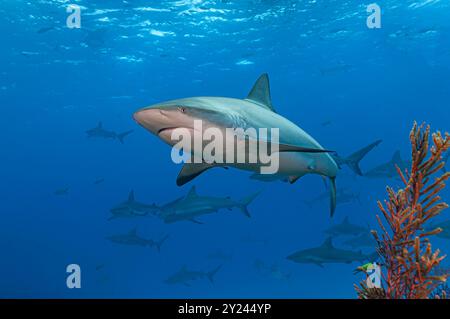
xmin=392 ymin=151 xmax=402 ymax=164
xmin=245 ymin=73 xmax=275 ymax=112
xmin=322 ymin=237 xmax=334 ymax=249
xmin=177 ymin=163 xmax=215 ymax=186
xmin=186 ymin=186 xmax=198 ymax=198
xmin=128 ymin=190 xmax=135 ymax=202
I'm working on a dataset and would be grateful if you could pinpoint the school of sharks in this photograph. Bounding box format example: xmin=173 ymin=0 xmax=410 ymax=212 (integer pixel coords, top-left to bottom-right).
xmin=87 ymin=73 xmax=449 ymax=281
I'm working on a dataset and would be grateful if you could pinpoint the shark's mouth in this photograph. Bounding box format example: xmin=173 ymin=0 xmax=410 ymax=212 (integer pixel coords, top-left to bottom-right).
xmin=157 ymin=127 xmax=180 ymax=135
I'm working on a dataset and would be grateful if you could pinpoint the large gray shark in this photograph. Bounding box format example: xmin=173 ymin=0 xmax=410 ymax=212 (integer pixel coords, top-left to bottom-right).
xmin=86 ymin=122 xmax=133 ymax=144
xmin=164 ymin=265 xmax=222 ymax=286
xmin=323 ymin=216 xmax=367 ymax=237
xmin=109 ymin=190 xmax=159 ymax=220
xmin=287 ymin=237 xmax=368 ymax=267
xmin=133 ymin=74 xmax=339 ymax=215
xmin=332 ymin=140 xmax=382 ymax=176
xmin=156 ymin=186 xmax=259 ymax=224
xmin=364 ymin=151 xmax=411 ymax=179
xmin=106 ymin=228 xmax=169 ymax=252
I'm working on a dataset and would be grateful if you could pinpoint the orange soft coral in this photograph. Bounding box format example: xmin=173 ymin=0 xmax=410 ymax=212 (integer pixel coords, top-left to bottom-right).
xmin=356 ymin=122 xmax=450 ymax=299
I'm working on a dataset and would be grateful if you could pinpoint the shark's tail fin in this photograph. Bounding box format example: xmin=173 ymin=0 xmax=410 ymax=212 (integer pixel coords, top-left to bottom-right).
xmin=155 ymin=235 xmax=169 ymax=252
xmin=347 ymin=140 xmax=382 ymax=176
xmin=117 ymin=130 xmax=134 ymax=144
xmin=238 ymin=191 xmax=260 ymax=218
xmin=330 ymin=177 xmax=337 ymax=217
xmin=207 ymin=265 xmax=222 ymax=283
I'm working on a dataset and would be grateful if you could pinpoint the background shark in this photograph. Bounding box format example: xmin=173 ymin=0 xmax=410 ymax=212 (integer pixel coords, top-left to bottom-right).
xmin=343 ymin=232 xmax=376 ymax=248
xmin=133 ymin=74 xmax=339 ymax=215
xmin=156 ymin=186 xmax=259 ymax=224
xmin=86 ymin=122 xmax=134 ymax=144
xmin=304 ymin=188 xmax=361 ymax=208
xmin=106 ymin=228 xmax=169 ymax=252
xmin=109 ymin=190 xmax=159 ymax=220
xmin=364 ymin=151 xmax=411 ymax=179
xmin=332 ymin=140 xmax=382 ymax=175
xmin=323 ymin=216 xmax=368 ymax=237
xmin=164 ymin=265 xmax=222 ymax=286
xmin=287 ymin=237 xmax=368 ymax=267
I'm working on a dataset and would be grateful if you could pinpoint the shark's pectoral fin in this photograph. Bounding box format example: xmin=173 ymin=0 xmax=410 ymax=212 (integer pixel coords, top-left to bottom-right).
xmin=176 ymin=163 xmax=215 ymax=186
xmin=189 ymin=218 xmax=203 ymax=224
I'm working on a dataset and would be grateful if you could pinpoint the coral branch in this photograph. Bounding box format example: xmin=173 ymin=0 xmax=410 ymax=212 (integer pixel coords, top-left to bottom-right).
xmin=356 ymin=122 xmax=450 ymax=299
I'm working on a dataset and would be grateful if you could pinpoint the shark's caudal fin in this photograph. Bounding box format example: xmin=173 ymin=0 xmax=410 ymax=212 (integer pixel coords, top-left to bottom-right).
xmin=207 ymin=265 xmax=222 ymax=283
xmin=117 ymin=130 xmax=134 ymax=144
xmin=346 ymin=140 xmax=382 ymax=176
xmin=329 ymin=177 xmax=337 ymax=217
xmin=238 ymin=192 xmax=260 ymax=217
xmin=155 ymin=235 xmax=169 ymax=252
xmin=245 ymin=73 xmax=275 ymax=112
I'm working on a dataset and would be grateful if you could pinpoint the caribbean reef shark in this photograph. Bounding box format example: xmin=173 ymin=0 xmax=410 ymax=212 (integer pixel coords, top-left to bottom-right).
xmin=332 ymin=140 xmax=382 ymax=175
xmin=156 ymin=186 xmax=259 ymax=224
xmin=134 ymin=74 xmax=339 ymax=215
xmin=287 ymin=237 xmax=368 ymax=267
xmin=343 ymin=232 xmax=375 ymax=248
xmin=86 ymin=122 xmax=133 ymax=144
xmin=364 ymin=151 xmax=411 ymax=179
xmin=106 ymin=228 xmax=169 ymax=252
xmin=164 ymin=265 xmax=222 ymax=286
xmin=304 ymin=188 xmax=360 ymax=208
xmin=323 ymin=216 xmax=367 ymax=237
xmin=109 ymin=190 xmax=159 ymax=220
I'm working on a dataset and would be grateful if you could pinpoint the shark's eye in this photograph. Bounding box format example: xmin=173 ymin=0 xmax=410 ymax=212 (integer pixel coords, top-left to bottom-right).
xmin=178 ymin=106 xmax=186 ymax=113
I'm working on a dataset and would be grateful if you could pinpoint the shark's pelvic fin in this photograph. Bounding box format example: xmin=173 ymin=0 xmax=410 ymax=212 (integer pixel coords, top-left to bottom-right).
xmin=177 ymin=163 xmax=215 ymax=186
xmin=245 ymin=73 xmax=275 ymax=112
xmin=330 ymin=177 xmax=337 ymax=217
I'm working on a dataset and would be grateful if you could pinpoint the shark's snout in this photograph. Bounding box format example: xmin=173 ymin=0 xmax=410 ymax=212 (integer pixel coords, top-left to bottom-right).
xmin=134 ymin=108 xmax=168 ymax=135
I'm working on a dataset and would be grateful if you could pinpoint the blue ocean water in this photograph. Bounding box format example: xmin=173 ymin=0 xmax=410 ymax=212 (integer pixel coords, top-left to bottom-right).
xmin=1 ymin=0 xmax=449 ymax=298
